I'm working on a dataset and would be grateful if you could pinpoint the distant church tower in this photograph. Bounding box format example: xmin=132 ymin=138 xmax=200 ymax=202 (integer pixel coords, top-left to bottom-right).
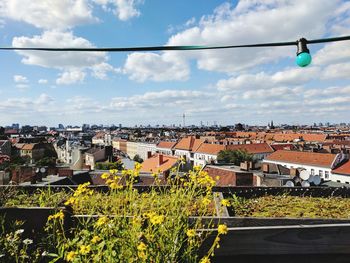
xmin=268 ymin=120 xmax=275 ymax=129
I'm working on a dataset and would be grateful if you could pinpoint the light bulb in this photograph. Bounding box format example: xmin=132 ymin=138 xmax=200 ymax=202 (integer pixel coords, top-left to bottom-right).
xmin=296 ymin=38 xmax=312 ymax=67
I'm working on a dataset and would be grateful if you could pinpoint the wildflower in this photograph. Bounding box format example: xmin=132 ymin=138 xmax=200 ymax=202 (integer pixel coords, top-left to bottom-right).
xmin=64 ymin=197 xmax=76 ymax=206
xmin=200 ymin=256 xmax=211 ymax=263
xmin=201 ymin=197 xmax=211 ymax=206
xmin=186 ymin=229 xmax=196 ymax=238
xmin=15 ymin=229 xmax=24 ymax=235
xmin=134 ymin=162 xmax=142 ymax=171
xmin=193 ymin=165 xmax=202 ymax=172
xmin=137 ymin=242 xmax=147 ymax=251
xmin=217 ymin=224 xmax=228 ymax=235
xmin=220 ymin=199 xmax=231 ymax=207
xmin=109 ymin=182 xmax=122 ymax=190
xmin=101 ymin=173 xmax=110 ymax=180
xmin=149 ymin=214 xmax=165 ymax=225
xmin=109 ymin=169 xmax=118 ymax=174
xmin=95 ymin=216 xmax=108 ymax=227
xmin=66 ymin=251 xmax=77 ymax=261
xmin=48 ymin=211 xmax=64 ymax=221
xmin=23 ymin=238 xmax=33 ymax=245
xmin=79 ymin=245 xmax=91 ymax=255
xmin=91 ymin=236 xmax=101 ymax=244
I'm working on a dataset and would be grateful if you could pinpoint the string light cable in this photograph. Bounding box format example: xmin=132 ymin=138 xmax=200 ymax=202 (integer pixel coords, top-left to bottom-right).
xmin=2 ymin=35 xmax=350 ymax=67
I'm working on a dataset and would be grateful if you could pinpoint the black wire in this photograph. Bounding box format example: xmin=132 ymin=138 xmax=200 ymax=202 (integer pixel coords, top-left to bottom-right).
xmin=1 ymin=35 xmax=350 ymax=52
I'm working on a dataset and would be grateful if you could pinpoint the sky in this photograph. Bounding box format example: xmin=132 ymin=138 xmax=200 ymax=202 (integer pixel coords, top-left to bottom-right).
xmin=0 ymin=0 xmax=350 ymax=127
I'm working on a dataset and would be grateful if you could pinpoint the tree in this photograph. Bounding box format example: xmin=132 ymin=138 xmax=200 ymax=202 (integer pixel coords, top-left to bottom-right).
xmin=95 ymin=160 xmax=124 ymax=170
xmin=217 ymin=149 xmax=253 ymax=165
xmin=133 ymin=154 xmax=143 ymax=163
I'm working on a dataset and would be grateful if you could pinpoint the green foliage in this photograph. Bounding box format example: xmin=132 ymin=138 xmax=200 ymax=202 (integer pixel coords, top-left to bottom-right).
xmin=95 ymin=160 xmax=124 ymax=170
xmin=0 ymin=165 xmax=227 ymax=262
xmin=35 ymin=157 xmax=56 ymax=167
xmin=217 ymin=149 xmax=253 ymax=165
xmin=230 ymin=195 xmax=350 ymax=218
xmin=132 ymin=154 xmax=143 ymax=163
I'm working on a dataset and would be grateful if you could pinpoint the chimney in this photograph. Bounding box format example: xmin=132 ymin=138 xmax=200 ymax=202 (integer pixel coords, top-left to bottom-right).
xmin=158 ymin=154 xmax=164 ymax=166
xmin=147 ymin=151 xmax=152 ymax=159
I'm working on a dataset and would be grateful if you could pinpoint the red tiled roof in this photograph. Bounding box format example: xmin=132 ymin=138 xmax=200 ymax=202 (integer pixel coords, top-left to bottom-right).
xmin=157 ymin=141 xmax=177 ymax=149
xmin=195 ymin=143 xmax=225 ymax=155
xmin=140 ymin=154 xmax=178 ymax=173
xmin=332 ymin=160 xmax=350 ymax=176
xmin=21 ymin=143 xmax=36 ymax=150
xmin=174 ymin=136 xmax=204 ymax=151
xmin=271 ymin=144 xmax=295 ymax=151
xmin=226 ymin=143 xmax=274 ymax=154
xmin=266 ymin=150 xmax=336 ymax=168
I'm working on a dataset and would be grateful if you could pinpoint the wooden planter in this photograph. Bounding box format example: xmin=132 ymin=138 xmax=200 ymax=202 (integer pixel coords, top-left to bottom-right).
xmin=2 ymin=186 xmax=350 ymax=262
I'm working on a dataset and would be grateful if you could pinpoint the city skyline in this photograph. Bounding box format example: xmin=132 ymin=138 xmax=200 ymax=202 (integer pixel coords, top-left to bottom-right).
xmin=0 ymin=0 xmax=350 ymax=126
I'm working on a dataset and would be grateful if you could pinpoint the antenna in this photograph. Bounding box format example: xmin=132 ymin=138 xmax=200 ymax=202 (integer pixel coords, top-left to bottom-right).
xmin=183 ymin=113 xmax=185 ymax=127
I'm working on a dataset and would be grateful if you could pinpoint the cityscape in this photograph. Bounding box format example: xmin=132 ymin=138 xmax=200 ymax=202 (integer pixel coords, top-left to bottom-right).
xmin=1 ymin=0 xmax=350 ymax=262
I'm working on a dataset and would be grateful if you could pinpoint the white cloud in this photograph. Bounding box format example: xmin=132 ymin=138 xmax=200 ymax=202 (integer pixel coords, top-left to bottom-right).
xmin=123 ymin=0 xmax=338 ymax=81
xmin=92 ymin=0 xmax=142 ymax=21
xmin=216 ymin=67 xmax=320 ymax=91
xmin=123 ymin=52 xmax=190 ymax=82
xmin=0 ymin=0 xmax=97 ymax=30
xmin=12 ymin=31 xmax=117 ymax=84
xmin=110 ymin=89 xmax=212 ymax=109
xmin=242 ymin=87 xmax=301 ymax=100
xmin=38 ymin=79 xmax=48 ymax=84
xmin=56 ymin=70 xmax=86 ymax=85
xmin=322 ymin=62 xmax=350 ymax=79
xmin=13 ymin=74 xmax=28 ymax=83
xmin=313 ymin=41 xmax=350 ymax=65
xmin=16 ymin=84 xmax=29 ymax=91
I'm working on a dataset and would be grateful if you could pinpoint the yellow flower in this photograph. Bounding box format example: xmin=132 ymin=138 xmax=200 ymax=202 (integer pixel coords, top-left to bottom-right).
xmin=101 ymin=173 xmax=110 ymax=180
xmin=193 ymin=165 xmax=202 ymax=172
xmin=134 ymin=162 xmax=142 ymax=171
xmin=218 ymin=224 xmax=228 ymax=235
xmin=66 ymin=251 xmax=76 ymax=262
xmin=95 ymin=216 xmax=108 ymax=227
xmin=220 ymin=199 xmax=231 ymax=207
xmin=109 ymin=182 xmax=122 ymax=190
xmin=149 ymin=214 xmax=165 ymax=225
xmin=201 ymin=197 xmax=211 ymax=206
xmin=109 ymin=169 xmax=118 ymax=174
xmin=79 ymin=245 xmax=91 ymax=255
xmin=64 ymin=197 xmax=76 ymax=206
xmin=48 ymin=211 xmax=64 ymax=221
xmin=137 ymin=242 xmax=147 ymax=251
xmin=200 ymin=256 xmax=211 ymax=263
xmin=91 ymin=236 xmax=101 ymax=244
xmin=186 ymin=229 xmax=196 ymax=238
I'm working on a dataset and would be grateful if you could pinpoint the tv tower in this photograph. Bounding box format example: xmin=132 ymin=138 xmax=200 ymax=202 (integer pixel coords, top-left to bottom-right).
xmin=182 ymin=113 xmax=186 ymax=127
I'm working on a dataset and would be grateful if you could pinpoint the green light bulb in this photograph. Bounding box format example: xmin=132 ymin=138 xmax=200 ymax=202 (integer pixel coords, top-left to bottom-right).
xmin=296 ymin=52 xmax=312 ymax=67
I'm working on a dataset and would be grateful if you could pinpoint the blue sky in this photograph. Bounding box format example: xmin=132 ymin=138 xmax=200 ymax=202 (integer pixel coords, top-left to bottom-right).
xmin=0 ymin=0 xmax=350 ymax=127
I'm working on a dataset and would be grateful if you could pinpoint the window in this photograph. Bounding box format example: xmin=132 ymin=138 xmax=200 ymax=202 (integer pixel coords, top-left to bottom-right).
xmin=319 ymin=170 xmax=323 ymax=177
xmin=311 ymin=169 xmax=315 ymax=175
xmin=325 ymin=171 xmax=329 ymax=179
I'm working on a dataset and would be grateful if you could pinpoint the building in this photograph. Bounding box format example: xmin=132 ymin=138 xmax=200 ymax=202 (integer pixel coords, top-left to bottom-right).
xmin=85 ymin=146 xmax=113 ymax=170
xmin=156 ymin=141 xmax=177 ymax=156
xmin=226 ymin=143 xmax=274 ymax=161
xmin=140 ymin=154 xmax=179 ymax=177
xmin=20 ymin=143 xmax=46 ymax=163
xmin=173 ymin=136 xmax=204 ymax=165
xmin=137 ymin=142 xmax=157 ymax=161
xmin=264 ymin=150 xmax=348 ymax=183
xmin=126 ymin=141 xmax=138 ymax=159
xmin=204 ymin=164 xmax=256 ymax=186
xmin=194 ymin=144 xmax=225 ymax=167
